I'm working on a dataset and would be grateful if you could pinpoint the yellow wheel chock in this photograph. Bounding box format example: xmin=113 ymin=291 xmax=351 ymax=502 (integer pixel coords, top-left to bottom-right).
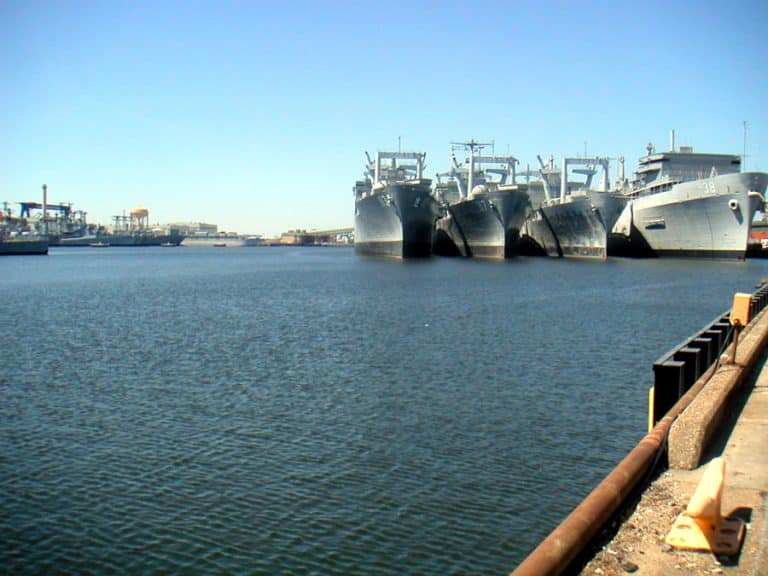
xmin=665 ymin=457 xmax=745 ymax=555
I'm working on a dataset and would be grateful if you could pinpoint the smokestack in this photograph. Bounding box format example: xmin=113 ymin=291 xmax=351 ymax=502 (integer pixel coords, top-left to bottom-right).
xmin=670 ymin=129 xmax=676 ymax=152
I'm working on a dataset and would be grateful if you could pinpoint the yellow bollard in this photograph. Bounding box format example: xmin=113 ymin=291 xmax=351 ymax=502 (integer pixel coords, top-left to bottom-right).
xmin=728 ymin=292 xmax=752 ymax=365
xmin=665 ymin=457 xmax=745 ymax=555
xmin=647 ymin=386 xmax=655 ymax=433
xmin=730 ymin=292 xmax=752 ymax=326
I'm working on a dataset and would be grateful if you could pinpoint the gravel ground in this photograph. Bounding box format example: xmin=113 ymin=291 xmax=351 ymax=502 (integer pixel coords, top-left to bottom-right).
xmin=579 ymin=471 xmax=745 ymax=575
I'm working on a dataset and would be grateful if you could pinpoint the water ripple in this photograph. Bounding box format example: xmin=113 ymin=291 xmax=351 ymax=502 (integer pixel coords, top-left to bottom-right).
xmin=1 ymin=248 xmax=766 ymax=574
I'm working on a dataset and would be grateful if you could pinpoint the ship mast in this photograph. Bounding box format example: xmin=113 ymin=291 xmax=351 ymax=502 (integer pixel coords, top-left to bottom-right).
xmin=743 ymin=121 xmax=748 ymax=171
xmin=451 ymin=140 xmax=491 ymax=198
xmin=42 ymin=184 xmax=49 ymax=235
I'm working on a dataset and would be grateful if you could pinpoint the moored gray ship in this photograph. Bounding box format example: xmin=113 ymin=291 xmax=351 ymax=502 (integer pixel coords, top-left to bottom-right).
xmin=522 ymin=156 xmax=627 ymax=259
xmin=611 ymin=135 xmax=767 ymax=259
xmin=56 ymin=229 xmax=185 ymax=247
xmin=0 ymin=232 xmax=48 ymax=255
xmin=433 ymin=141 xmax=529 ymax=259
xmin=1 ymin=203 xmax=49 ymax=255
xmin=354 ymin=151 xmax=440 ymax=258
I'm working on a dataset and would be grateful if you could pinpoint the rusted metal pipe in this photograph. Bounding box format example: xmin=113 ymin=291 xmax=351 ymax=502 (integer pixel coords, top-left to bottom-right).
xmin=511 ymin=303 xmax=768 ymax=576
xmin=509 ymin=359 xmax=719 ymax=576
xmin=509 ymin=418 xmax=667 ymax=575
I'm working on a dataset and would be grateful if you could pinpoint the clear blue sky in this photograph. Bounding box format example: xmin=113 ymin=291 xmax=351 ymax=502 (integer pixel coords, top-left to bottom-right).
xmin=2 ymin=0 xmax=767 ymax=235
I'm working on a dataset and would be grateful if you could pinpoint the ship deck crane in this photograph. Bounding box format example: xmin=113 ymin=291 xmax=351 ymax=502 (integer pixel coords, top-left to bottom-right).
xmin=19 ymin=202 xmax=73 ymax=219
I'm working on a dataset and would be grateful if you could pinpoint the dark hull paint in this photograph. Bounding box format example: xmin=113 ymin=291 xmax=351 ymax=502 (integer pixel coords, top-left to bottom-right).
xmin=354 ymin=239 xmax=433 ymax=258
xmin=536 ymin=192 xmax=628 ymax=259
xmin=434 ymin=188 xmax=529 ymax=259
xmin=55 ymin=232 xmax=185 ymax=247
xmin=439 ymin=197 xmax=503 ymax=259
xmin=541 ymin=196 xmax=608 ymax=259
xmin=652 ymin=249 xmax=745 ymax=260
xmin=487 ymin=188 xmax=531 ymax=257
xmin=520 ymin=210 xmax=561 ymax=257
xmin=608 ymin=202 xmax=656 ymax=257
xmin=0 ymin=238 xmax=49 ymax=255
xmin=354 ymin=183 xmax=439 ymax=258
xmin=433 ymin=211 xmax=469 ymax=257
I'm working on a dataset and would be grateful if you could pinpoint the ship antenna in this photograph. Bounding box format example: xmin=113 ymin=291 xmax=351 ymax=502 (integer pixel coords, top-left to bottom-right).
xmin=743 ymin=121 xmax=748 ymax=171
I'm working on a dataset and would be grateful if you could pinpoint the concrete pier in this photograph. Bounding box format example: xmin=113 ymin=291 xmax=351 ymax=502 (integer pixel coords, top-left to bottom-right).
xmin=580 ymin=317 xmax=768 ymax=575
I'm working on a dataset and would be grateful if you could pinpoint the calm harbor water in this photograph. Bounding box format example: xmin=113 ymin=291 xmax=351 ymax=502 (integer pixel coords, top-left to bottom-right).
xmin=2 ymin=246 xmax=767 ymax=575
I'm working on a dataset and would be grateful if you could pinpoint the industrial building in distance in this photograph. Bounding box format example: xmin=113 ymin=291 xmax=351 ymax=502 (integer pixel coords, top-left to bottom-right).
xmin=171 ymin=222 xmax=353 ymax=247
xmin=2 ymin=186 xmax=354 ymax=252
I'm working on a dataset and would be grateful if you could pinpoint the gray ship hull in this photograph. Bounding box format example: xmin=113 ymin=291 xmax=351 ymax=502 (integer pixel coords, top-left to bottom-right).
xmin=57 ymin=231 xmax=184 ymax=247
xmin=354 ymin=183 xmax=439 ymax=258
xmin=619 ymin=172 xmax=768 ymax=259
xmin=434 ymin=188 xmax=529 ymax=259
xmin=542 ymin=195 xmax=606 ymax=258
xmin=182 ymin=235 xmax=260 ymax=247
xmin=435 ymin=196 xmax=504 ymax=259
xmin=433 ymin=208 xmax=469 ymax=257
xmin=519 ymin=209 xmax=560 ymax=257
xmin=534 ymin=192 xmax=628 ymax=259
xmin=488 ymin=187 xmax=531 ymax=256
xmin=0 ymin=236 xmax=48 ymax=255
